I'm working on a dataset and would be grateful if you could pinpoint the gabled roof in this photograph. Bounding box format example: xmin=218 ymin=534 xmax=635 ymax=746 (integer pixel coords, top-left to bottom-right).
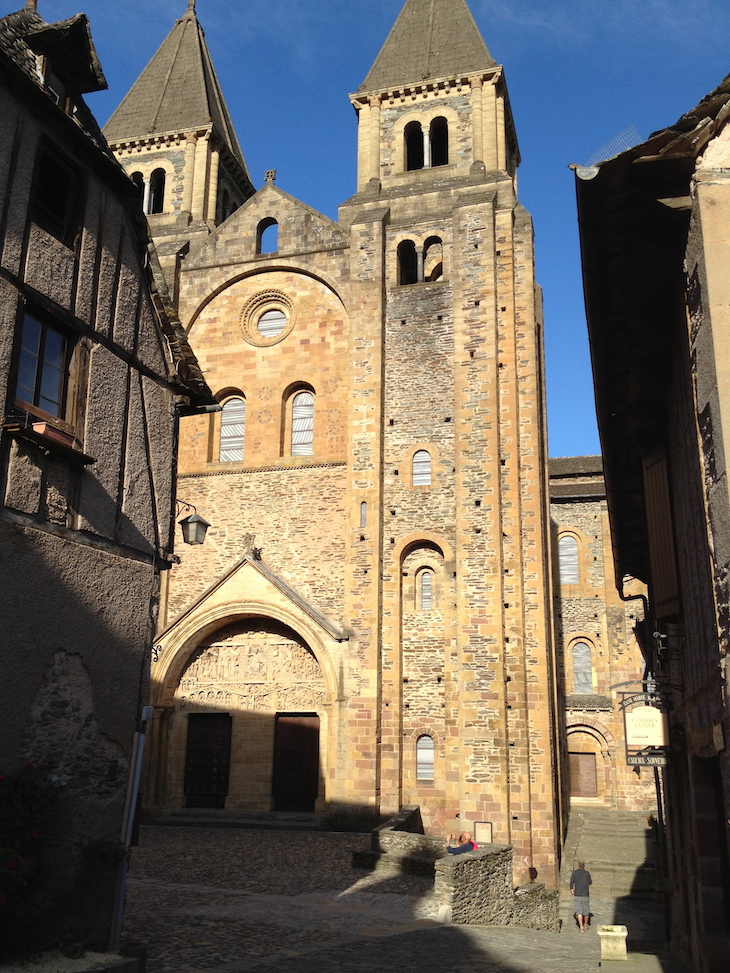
xmin=0 ymin=5 xmax=112 ymax=158
xmin=103 ymin=0 xmax=248 ymax=175
xmin=360 ymin=0 xmax=495 ymax=93
xmin=572 ymin=77 xmax=730 ymax=585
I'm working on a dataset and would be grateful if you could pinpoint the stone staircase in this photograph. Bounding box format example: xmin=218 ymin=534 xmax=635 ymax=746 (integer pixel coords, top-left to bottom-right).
xmin=561 ymin=807 xmax=659 ymax=899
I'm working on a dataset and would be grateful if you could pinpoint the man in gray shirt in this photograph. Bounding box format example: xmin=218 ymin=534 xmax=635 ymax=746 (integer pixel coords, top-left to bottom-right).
xmin=569 ymin=861 xmax=592 ymax=932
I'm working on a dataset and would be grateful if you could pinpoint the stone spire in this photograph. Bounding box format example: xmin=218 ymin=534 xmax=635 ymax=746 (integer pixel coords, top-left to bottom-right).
xmin=360 ymin=0 xmax=495 ymax=92
xmin=104 ymin=1 xmax=247 ymax=177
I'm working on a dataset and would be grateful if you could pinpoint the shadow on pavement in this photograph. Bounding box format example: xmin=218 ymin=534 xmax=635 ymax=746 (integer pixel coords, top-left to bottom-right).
xmin=122 ymin=825 xmax=597 ymax=973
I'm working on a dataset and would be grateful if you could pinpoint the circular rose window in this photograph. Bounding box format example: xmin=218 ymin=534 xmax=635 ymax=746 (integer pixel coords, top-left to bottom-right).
xmin=240 ymin=290 xmax=295 ymax=346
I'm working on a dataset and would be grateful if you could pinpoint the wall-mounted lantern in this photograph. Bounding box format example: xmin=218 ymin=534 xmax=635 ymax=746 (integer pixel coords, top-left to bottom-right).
xmin=176 ymin=501 xmax=210 ymax=546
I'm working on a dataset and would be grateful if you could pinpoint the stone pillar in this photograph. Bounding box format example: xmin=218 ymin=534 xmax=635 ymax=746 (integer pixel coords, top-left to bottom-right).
xmin=417 ymin=248 xmax=424 ymax=283
xmin=182 ymin=134 xmax=197 ymax=214
xmin=207 ymin=146 xmax=220 ymax=225
xmin=470 ymin=77 xmax=484 ymax=166
xmin=496 ymin=93 xmax=507 ymax=172
xmin=142 ymin=178 xmax=151 ymax=215
xmin=192 ymin=131 xmax=210 ymax=221
xmin=423 ymin=127 xmax=431 ymax=169
xmin=482 ymin=81 xmax=498 ymax=171
xmin=369 ymin=97 xmax=381 ymax=184
xmin=357 ymin=100 xmax=371 ymax=192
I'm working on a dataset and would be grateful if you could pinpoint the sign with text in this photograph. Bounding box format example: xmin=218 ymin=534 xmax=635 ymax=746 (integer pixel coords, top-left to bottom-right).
xmin=625 ymin=706 xmax=668 ymax=748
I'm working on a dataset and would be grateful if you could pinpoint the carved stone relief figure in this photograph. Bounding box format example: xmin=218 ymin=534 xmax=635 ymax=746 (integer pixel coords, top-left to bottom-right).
xmin=174 ymin=619 xmax=325 ymax=714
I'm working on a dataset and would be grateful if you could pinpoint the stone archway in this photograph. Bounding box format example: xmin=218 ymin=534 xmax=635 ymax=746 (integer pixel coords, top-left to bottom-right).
xmin=566 ymin=722 xmax=615 ymax=805
xmin=156 ymin=617 xmax=328 ymax=812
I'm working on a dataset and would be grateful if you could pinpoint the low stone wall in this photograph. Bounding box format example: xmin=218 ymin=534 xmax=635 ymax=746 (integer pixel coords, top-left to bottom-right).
xmin=373 ymin=806 xmax=445 ymax=859
xmin=434 ymin=844 xmax=559 ymax=931
xmin=356 ymin=807 xmax=559 ymax=931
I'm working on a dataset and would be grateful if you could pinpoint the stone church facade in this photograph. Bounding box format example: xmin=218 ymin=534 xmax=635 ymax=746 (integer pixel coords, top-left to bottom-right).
xmin=106 ymin=0 xmax=560 ymax=884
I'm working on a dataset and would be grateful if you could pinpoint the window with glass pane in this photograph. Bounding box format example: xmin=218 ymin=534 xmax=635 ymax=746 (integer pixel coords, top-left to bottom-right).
xmin=558 ymin=535 xmax=579 ymax=584
xmin=420 ymin=569 xmax=433 ymax=610
xmin=219 ymin=397 xmax=245 ymax=462
xmin=416 ymin=736 xmax=435 ymax=780
xmin=258 ymin=309 xmax=286 ymax=338
xmin=572 ymin=642 xmax=593 ymax=694
xmin=16 ymin=314 xmax=67 ymax=418
xmin=291 ymin=391 xmax=314 ymax=455
xmin=412 ymin=449 xmax=432 ymax=486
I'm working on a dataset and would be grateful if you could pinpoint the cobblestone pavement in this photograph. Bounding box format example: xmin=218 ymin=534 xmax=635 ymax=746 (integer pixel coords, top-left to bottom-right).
xmin=121 ymin=825 xmax=683 ymax=973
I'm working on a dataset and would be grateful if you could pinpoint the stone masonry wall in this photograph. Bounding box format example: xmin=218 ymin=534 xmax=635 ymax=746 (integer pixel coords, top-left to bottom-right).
xmin=552 ymin=492 xmax=656 ymax=811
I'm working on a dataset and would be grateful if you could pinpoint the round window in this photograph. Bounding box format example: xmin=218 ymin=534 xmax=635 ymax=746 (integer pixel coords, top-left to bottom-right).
xmin=257 ymin=308 xmax=287 ymax=338
xmin=240 ymin=290 xmax=295 ymax=347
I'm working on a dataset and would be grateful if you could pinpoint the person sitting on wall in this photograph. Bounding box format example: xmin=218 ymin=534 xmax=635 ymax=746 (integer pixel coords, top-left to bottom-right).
xmin=446 ymin=831 xmax=478 ymax=854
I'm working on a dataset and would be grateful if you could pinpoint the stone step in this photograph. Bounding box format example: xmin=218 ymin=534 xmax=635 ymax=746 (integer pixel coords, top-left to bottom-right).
xmin=150 ymin=809 xmax=325 ymax=831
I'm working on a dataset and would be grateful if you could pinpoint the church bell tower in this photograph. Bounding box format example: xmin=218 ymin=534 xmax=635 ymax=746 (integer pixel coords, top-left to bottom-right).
xmin=340 ymin=0 xmax=559 ymax=884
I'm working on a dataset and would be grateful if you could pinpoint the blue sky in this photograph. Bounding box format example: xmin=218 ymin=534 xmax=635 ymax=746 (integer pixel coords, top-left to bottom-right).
xmin=11 ymin=0 xmax=730 ymax=456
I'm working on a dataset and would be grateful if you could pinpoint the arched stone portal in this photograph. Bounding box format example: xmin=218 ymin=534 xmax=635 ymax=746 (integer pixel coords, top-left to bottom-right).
xmin=567 ymin=722 xmax=615 ymax=806
xmin=156 ymin=617 xmax=328 ymax=812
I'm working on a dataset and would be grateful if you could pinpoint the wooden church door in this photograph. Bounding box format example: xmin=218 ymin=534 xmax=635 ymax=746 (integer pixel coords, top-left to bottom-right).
xmin=272 ymin=714 xmax=320 ymax=812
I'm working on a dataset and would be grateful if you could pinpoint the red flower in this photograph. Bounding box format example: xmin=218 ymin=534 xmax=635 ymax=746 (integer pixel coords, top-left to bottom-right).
xmin=31 ymin=831 xmax=40 ymax=838
xmin=0 ymin=892 xmax=6 ymax=904
xmin=8 ymin=861 xmax=16 ymax=869
xmin=26 ymin=763 xmax=35 ymax=769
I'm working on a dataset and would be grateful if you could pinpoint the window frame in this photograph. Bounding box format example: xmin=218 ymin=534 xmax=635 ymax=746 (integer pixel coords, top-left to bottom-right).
xmin=290 ymin=388 xmax=315 ymax=456
xmin=11 ymin=308 xmax=74 ymax=425
xmin=558 ymin=533 xmax=580 ymax=585
xmin=218 ymin=395 xmax=246 ymax=463
xmin=416 ymin=735 xmax=435 ymax=781
xmin=412 ymin=449 xmax=432 ymax=487
xmin=31 ymin=141 xmax=83 ymax=247
xmin=571 ymin=640 xmax=594 ymax=695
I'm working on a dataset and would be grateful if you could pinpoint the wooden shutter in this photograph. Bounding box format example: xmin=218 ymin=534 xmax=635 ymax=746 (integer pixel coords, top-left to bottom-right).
xmin=642 ymin=449 xmax=679 ymax=617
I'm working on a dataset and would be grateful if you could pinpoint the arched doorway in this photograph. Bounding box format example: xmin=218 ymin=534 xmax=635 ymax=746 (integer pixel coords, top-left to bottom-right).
xmin=165 ymin=618 xmax=327 ymax=812
xmin=567 ymin=724 xmax=614 ymax=804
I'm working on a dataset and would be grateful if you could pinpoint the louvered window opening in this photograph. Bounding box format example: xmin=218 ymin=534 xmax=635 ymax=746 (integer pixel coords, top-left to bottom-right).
xmin=219 ymin=397 xmax=245 ymax=462
xmin=416 ymin=736 xmax=435 ymax=780
xmin=420 ymin=570 xmax=433 ymax=610
xmin=558 ymin=535 xmax=579 ymax=584
xmin=412 ymin=449 xmax=432 ymax=486
xmin=572 ymin=642 xmax=593 ymax=694
xmin=258 ymin=309 xmax=287 ymax=338
xmin=291 ymin=391 xmax=314 ymax=455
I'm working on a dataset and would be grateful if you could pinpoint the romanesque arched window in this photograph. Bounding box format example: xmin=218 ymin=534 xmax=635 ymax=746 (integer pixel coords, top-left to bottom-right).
xmin=416 ymin=735 xmax=435 ymax=780
xmin=130 ymin=171 xmax=144 ymax=201
xmin=430 ymin=117 xmax=449 ymax=167
xmin=419 ymin=568 xmax=433 ymax=610
xmin=424 ymin=236 xmax=443 ymax=282
xmin=572 ymin=641 xmax=593 ymax=694
xmin=412 ymin=449 xmax=432 ymax=486
xmin=558 ymin=534 xmax=579 ymax=584
xmin=405 ymin=120 xmax=424 ymax=171
xmin=148 ymin=168 xmax=166 ymax=214
xmin=219 ymin=396 xmax=246 ymax=462
xmin=291 ymin=390 xmax=315 ymax=455
xmin=398 ymin=240 xmax=418 ymax=285
xmin=256 ymin=217 xmax=278 ymax=254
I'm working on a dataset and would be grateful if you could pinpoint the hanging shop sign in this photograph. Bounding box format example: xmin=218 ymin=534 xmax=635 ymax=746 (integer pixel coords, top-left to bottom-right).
xmin=612 ymin=683 xmax=671 ymax=767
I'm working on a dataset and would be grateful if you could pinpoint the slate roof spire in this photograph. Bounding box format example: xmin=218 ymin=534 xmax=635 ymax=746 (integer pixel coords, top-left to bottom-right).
xmin=361 ymin=0 xmax=495 ymax=92
xmin=104 ymin=1 xmax=247 ymax=176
